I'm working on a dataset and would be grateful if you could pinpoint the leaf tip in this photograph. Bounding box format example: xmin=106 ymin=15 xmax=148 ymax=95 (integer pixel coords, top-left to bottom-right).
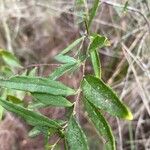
xmin=125 ymin=110 xmax=133 ymax=120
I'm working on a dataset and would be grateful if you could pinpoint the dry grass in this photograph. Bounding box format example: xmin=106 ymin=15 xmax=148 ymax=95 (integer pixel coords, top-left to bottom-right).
xmin=0 ymin=0 xmax=150 ymax=149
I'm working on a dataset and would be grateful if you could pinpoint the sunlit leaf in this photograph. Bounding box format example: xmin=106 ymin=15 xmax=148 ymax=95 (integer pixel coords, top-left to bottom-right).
xmin=0 ymin=98 xmax=61 ymax=129
xmin=65 ymin=116 xmax=89 ymax=150
xmin=32 ymin=93 xmax=73 ymax=107
xmin=0 ymin=76 xmax=75 ymax=96
xmin=82 ymin=75 xmax=133 ymax=120
xmin=84 ymin=99 xmax=116 ymax=150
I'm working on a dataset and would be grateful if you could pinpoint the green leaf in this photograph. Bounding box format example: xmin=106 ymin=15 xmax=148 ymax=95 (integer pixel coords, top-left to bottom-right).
xmin=84 ymin=99 xmax=116 ymax=150
xmin=28 ymin=126 xmax=41 ymax=138
xmin=28 ymin=67 xmax=38 ymax=77
xmin=28 ymin=102 xmax=47 ymax=109
xmin=49 ymin=63 xmax=77 ymax=80
xmin=29 ymin=126 xmax=56 ymax=138
xmin=65 ymin=116 xmax=89 ymax=150
xmin=55 ymin=55 xmax=76 ymax=64
xmin=89 ymin=34 xmax=110 ymax=52
xmin=60 ymin=37 xmax=84 ymax=55
xmin=75 ymin=0 xmax=85 ymax=7
xmin=88 ymin=0 xmax=100 ymax=28
xmin=32 ymin=93 xmax=73 ymax=107
xmin=0 ymin=105 xmax=3 ymax=120
xmin=123 ymin=1 xmax=129 ymax=12
xmin=0 ymin=66 xmax=12 ymax=77
xmin=0 ymin=49 xmax=22 ymax=68
xmin=20 ymin=69 xmax=28 ymax=76
xmin=0 ymin=98 xmax=61 ymax=129
xmin=90 ymin=49 xmax=101 ymax=78
xmin=0 ymin=76 xmax=75 ymax=96
xmin=7 ymin=95 xmax=22 ymax=104
xmin=81 ymin=75 xmax=133 ymax=120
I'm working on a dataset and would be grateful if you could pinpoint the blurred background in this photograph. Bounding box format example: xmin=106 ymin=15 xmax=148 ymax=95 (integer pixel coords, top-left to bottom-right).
xmin=0 ymin=0 xmax=150 ymax=149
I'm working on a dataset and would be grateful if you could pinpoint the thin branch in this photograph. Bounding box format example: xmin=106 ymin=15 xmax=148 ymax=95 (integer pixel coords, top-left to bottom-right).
xmin=101 ymin=0 xmax=150 ymax=31
xmin=0 ymin=0 xmax=13 ymax=52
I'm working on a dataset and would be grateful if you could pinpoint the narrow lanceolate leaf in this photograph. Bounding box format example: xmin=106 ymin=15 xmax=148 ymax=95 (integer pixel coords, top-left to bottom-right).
xmin=55 ymin=54 xmax=76 ymax=64
xmin=90 ymin=49 xmax=101 ymax=78
xmin=0 ymin=49 xmax=22 ymax=68
xmin=66 ymin=116 xmax=89 ymax=150
xmin=49 ymin=63 xmax=77 ymax=80
xmin=60 ymin=37 xmax=85 ymax=55
xmin=0 ymin=76 xmax=75 ymax=96
xmin=32 ymin=93 xmax=73 ymax=107
xmin=84 ymin=99 xmax=116 ymax=150
xmin=0 ymin=98 xmax=61 ymax=129
xmin=89 ymin=34 xmax=110 ymax=79
xmin=82 ymin=75 xmax=133 ymax=120
xmin=88 ymin=0 xmax=100 ymax=28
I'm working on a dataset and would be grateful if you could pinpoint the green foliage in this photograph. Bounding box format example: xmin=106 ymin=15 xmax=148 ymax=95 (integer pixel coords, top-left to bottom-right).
xmin=0 ymin=76 xmax=75 ymax=96
xmin=28 ymin=126 xmax=42 ymax=138
xmin=123 ymin=1 xmax=129 ymax=12
xmin=59 ymin=37 xmax=85 ymax=55
xmin=55 ymin=54 xmax=77 ymax=64
xmin=90 ymin=49 xmax=101 ymax=78
xmin=0 ymin=105 xmax=3 ymax=120
xmin=49 ymin=62 xmax=78 ymax=80
xmin=82 ymin=75 xmax=133 ymax=120
xmin=32 ymin=93 xmax=73 ymax=107
xmin=0 ymin=49 xmax=23 ymax=120
xmin=88 ymin=34 xmax=110 ymax=79
xmin=84 ymin=100 xmax=116 ymax=150
xmin=0 ymin=0 xmax=133 ymax=149
xmin=89 ymin=34 xmax=110 ymax=52
xmin=65 ymin=116 xmax=89 ymax=150
xmin=0 ymin=98 xmax=61 ymax=129
xmin=6 ymin=95 xmax=22 ymax=104
xmin=0 ymin=49 xmax=22 ymax=68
